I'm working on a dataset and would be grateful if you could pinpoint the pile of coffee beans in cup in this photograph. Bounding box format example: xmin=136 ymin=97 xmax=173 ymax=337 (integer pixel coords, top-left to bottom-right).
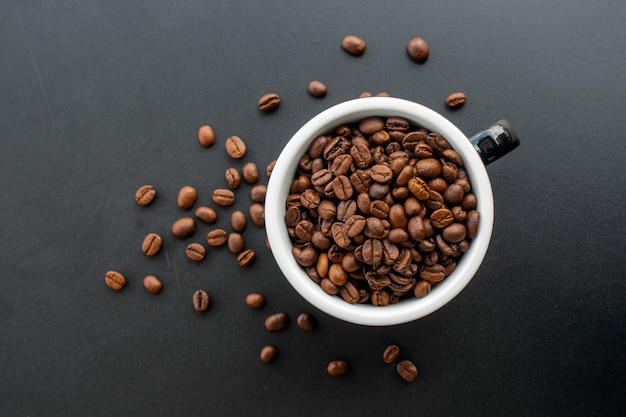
xmin=285 ymin=116 xmax=479 ymax=306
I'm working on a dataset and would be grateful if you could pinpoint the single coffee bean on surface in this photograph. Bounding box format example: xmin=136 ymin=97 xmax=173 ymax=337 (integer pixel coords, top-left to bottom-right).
xmin=245 ymin=293 xmax=265 ymax=309
xmin=135 ymin=185 xmax=156 ymax=206
xmin=446 ymin=92 xmax=467 ymax=108
xmin=296 ymin=313 xmax=316 ymax=331
xmin=383 ymin=344 xmax=401 ymax=364
xmin=406 ymin=37 xmax=429 ymax=63
xmin=242 ymin=162 xmax=260 ymax=184
xmin=105 ymin=270 xmax=126 ymax=290
xmin=260 ymin=345 xmax=278 ymax=363
xmin=141 ymin=233 xmax=162 ymax=256
xmin=207 ymin=228 xmax=228 ymax=246
xmin=186 ymin=243 xmax=206 ymax=261
xmin=396 ymin=360 xmax=418 ymax=382
xmin=212 ymin=188 xmax=235 ymax=206
xmin=341 ymin=35 xmax=366 ymax=56
xmin=227 ymin=232 xmax=245 ymax=254
xmin=258 ymin=93 xmax=281 ymax=112
xmin=225 ymin=167 xmax=242 ymax=189
xmin=195 ymin=206 xmax=218 ymax=224
xmin=249 ymin=203 xmax=265 ymax=227
xmin=225 ymin=135 xmax=246 ymax=159
xmin=249 ymin=184 xmax=267 ymax=203
xmin=143 ymin=275 xmax=162 ymax=294
xmin=192 ymin=290 xmax=210 ymax=312
xmin=265 ymin=312 xmax=288 ymax=332
xmin=197 ymin=124 xmax=216 ymax=147
xmin=307 ymin=80 xmax=328 ymax=97
xmin=266 ymin=160 xmax=276 ymax=178
xmin=171 ymin=217 xmax=196 ymax=238
xmin=177 ymin=185 xmax=197 ymax=210
xmin=237 ymin=249 xmax=256 ymax=266
xmin=230 ymin=210 xmax=247 ymax=232
xmin=327 ymin=360 xmax=349 ymax=376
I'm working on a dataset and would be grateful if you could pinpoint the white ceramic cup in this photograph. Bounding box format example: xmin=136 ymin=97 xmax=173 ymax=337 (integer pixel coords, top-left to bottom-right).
xmin=265 ymin=97 xmax=518 ymax=326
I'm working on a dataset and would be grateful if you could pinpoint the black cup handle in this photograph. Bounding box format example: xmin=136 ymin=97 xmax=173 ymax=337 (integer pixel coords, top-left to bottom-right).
xmin=469 ymin=120 xmax=520 ymax=165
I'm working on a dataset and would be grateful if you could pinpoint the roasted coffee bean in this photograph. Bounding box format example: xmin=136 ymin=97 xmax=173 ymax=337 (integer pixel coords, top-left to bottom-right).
xmin=416 ymin=158 xmax=441 ymax=179
xmin=260 ymin=345 xmax=277 ymax=363
xmin=436 ymin=234 xmax=457 ymax=256
xmin=466 ymin=210 xmax=479 ymax=239
xmin=186 ymin=243 xmax=206 ymax=261
xmin=309 ymin=135 xmax=330 ymax=158
xmin=225 ymin=167 xmax=242 ymax=189
xmin=443 ymin=183 xmax=464 ymax=206
xmin=323 ymin=136 xmax=350 ymax=161
xmin=197 ymin=124 xmax=216 ymax=147
xmin=246 ymin=293 xmax=265 ymax=309
xmin=361 ymin=239 xmax=383 ymax=266
xmin=258 ymin=93 xmax=280 ymax=111
xmin=370 ymin=164 xmax=393 ymax=183
xmin=341 ymin=34 xmax=366 ymax=56
xmin=408 ymin=177 xmax=429 ymax=200
xmin=265 ymin=312 xmax=288 ymax=332
xmin=406 ymin=37 xmax=429 ymax=63
xmin=294 ymin=246 xmax=319 ymax=267
xmin=316 ymin=253 xmax=329 ymax=277
xmin=250 ymin=184 xmax=267 ymax=203
xmin=207 ymin=228 xmax=228 ymax=246
xmin=368 ymin=183 xmax=390 ymax=200
xmin=237 ymin=249 xmax=256 ymax=266
xmin=388 ymin=228 xmax=410 ymax=244
xmin=135 ymin=185 xmax=156 ymax=206
xmin=351 ymin=170 xmax=372 ymax=194
xmin=321 ymin=277 xmax=339 ymax=294
xmin=230 ymin=210 xmax=247 ymax=232
xmin=442 ymin=223 xmax=467 ymax=243
xmin=386 ymin=117 xmax=410 ymax=131
xmin=341 ymin=252 xmax=363 ymax=272
xmin=266 ymin=159 xmax=276 ymax=178
xmin=141 ymin=233 xmax=162 ymax=256
xmin=388 ymin=204 xmax=408 ymax=228
xmin=308 ymin=80 xmax=328 ymax=97
xmin=225 ymin=135 xmax=246 ymax=159
xmin=330 ymin=154 xmax=353 ymax=177
xmin=227 ymin=233 xmax=245 ymax=254
xmin=177 ymin=186 xmax=197 ymax=210
xmin=172 ymin=217 xmax=196 ymax=238
xmin=328 ymin=263 xmax=349 ymax=286
xmin=359 ymin=116 xmax=385 ymax=135
xmin=371 ymin=289 xmax=391 ymax=306
xmin=249 ymin=203 xmax=265 ymax=227
xmin=383 ymin=344 xmax=401 ymax=364
xmin=339 ymin=281 xmax=360 ymax=303
xmin=431 ymin=208 xmax=454 ymax=228
xmin=351 ymin=142 xmax=373 ymax=168
xmin=212 ymin=188 xmax=235 ymax=206
xmin=105 ymin=270 xmax=126 ymax=290
xmin=301 ymin=189 xmax=321 ymax=210
xmin=143 ymin=275 xmax=162 ymax=294
xmin=296 ymin=313 xmax=316 ymax=331
xmin=446 ymin=91 xmax=467 ymax=108
xmin=420 ymin=264 xmax=446 ymax=282
xmin=242 ymin=162 xmax=260 ymax=184
xmin=461 ymin=193 xmax=477 ymax=210
xmin=428 ymin=177 xmax=448 ymax=193
xmin=327 ymin=360 xmax=349 ymax=376
xmin=364 ymin=217 xmax=388 ymax=239
xmin=397 ymin=360 xmax=418 ymax=382
xmin=192 ymin=290 xmax=210 ymax=312
xmin=413 ymin=280 xmax=432 ymax=298
xmin=371 ymin=130 xmax=391 ymax=146
xmin=195 ymin=206 xmax=218 ymax=224
xmin=332 ymin=175 xmax=353 ymax=200
xmin=359 ymin=91 xmax=373 ymax=98
xmin=344 ymin=215 xmax=366 ymax=238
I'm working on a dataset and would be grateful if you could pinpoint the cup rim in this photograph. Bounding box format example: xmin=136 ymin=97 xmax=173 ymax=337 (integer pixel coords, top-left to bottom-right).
xmin=265 ymin=97 xmax=494 ymax=326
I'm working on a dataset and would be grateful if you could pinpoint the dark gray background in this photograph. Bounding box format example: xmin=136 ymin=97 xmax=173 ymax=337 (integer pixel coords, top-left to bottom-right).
xmin=2 ymin=0 xmax=625 ymax=416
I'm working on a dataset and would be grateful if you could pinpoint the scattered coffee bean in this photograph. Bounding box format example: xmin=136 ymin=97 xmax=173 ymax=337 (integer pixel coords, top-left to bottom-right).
xmin=260 ymin=345 xmax=278 ymax=363
xmin=327 ymin=360 xmax=348 ymax=376
xmin=227 ymin=232 xmax=245 ymax=254
xmin=258 ymin=93 xmax=281 ymax=112
xmin=143 ymin=275 xmax=162 ymax=294
xmin=376 ymin=91 xmax=391 ymax=97
xmin=249 ymin=203 xmax=265 ymax=227
xmin=396 ymin=359 xmax=418 ymax=382
xmin=406 ymin=37 xmax=429 ymax=63
xmin=225 ymin=135 xmax=246 ymax=159
xmin=383 ymin=344 xmax=401 ymax=364
xmin=265 ymin=312 xmax=288 ymax=332
xmin=186 ymin=243 xmax=206 ymax=261
xmin=195 ymin=206 xmax=218 ymax=224
xmin=225 ymin=167 xmax=242 ymax=189
xmin=171 ymin=217 xmax=196 ymax=238
xmin=177 ymin=186 xmax=197 ymax=210
xmin=192 ymin=289 xmax=210 ymax=312
xmin=237 ymin=249 xmax=256 ymax=266
xmin=245 ymin=293 xmax=265 ymax=309
xmin=212 ymin=188 xmax=235 ymax=206
xmin=249 ymin=184 xmax=267 ymax=203
xmin=207 ymin=228 xmax=228 ymax=246
xmin=307 ymin=80 xmax=328 ymax=98
xmin=341 ymin=35 xmax=366 ymax=56
xmin=197 ymin=124 xmax=216 ymax=147
xmin=230 ymin=210 xmax=247 ymax=232
xmin=135 ymin=185 xmax=156 ymax=206
xmin=105 ymin=270 xmax=126 ymax=290
xmin=242 ymin=162 xmax=260 ymax=184
xmin=359 ymin=91 xmax=373 ymax=98
xmin=446 ymin=91 xmax=467 ymax=108
xmin=266 ymin=160 xmax=276 ymax=178
xmin=141 ymin=233 xmax=162 ymax=256
xmin=296 ymin=313 xmax=316 ymax=331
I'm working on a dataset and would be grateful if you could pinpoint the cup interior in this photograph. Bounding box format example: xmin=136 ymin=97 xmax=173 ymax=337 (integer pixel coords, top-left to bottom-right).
xmin=265 ymin=97 xmax=494 ymax=326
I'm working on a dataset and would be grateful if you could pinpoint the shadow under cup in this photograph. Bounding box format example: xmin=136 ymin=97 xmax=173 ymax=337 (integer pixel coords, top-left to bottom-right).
xmin=265 ymin=97 xmax=495 ymax=326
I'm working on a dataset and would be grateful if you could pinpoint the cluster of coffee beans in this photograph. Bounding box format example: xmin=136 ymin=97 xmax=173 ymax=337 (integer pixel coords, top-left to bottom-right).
xmin=285 ymin=116 xmax=479 ymax=306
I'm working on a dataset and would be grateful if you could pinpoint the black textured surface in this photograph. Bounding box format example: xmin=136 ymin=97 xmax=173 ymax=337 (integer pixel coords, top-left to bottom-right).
xmin=2 ymin=1 xmax=625 ymax=416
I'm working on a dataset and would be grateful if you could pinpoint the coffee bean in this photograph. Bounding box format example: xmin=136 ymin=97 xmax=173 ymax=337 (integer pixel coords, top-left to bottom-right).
xmin=195 ymin=206 xmax=218 ymax=224
xmin=225 ymin=167 xmax=241 ymax=189
xmin=328 ymin=263 xmax=348 ymax=286
xmin=266 ymin=160 xmax=277 ymax=178
xmin=442 ymin=223 xmax=467 ymax=243
xmin=141 ymin=233 xmax=162 ymax=256
xmin=135 ymin=185 xmax=156 ymax=206
xmin=105 ymin=270 xmax=126 ymax=290
xmin=186 ymin=243 xmax=206 ymax=261
xmin=296 ymin=313 xmax=316 ymax=331
xmin=358 ymin=116 xmax=385 ymax=135
xmin=192 ymin=290 xmax=210 ymax=312
xmin=327 ymin=360 xmax=348 ymax=376
xmin=265 ymin=312 xmax=288 ymax=332
xmin=230 ymin=210 xmax=247 ymax=232
xmin=338 ymin=281 xmax=360 ymax=303
xmin=237 ymin=249 xmax=256 ymax=266
xmin=383 ymin=344 xmax=401 ymax=364
xmin=245 ymin=293 xmax=265 ymax=309
xmin=249 ymin=203 xmax=265 ymax=227
xmin=321 ymin=277 xmax=339 ymax=294
xmin=249 ymin=184 xmax=267 ymax=203
xmin=258 ymin=93 xmax=281 ymax=112
xmin=396 ymin=359 xmax=418 ymax=382
xmin=341 ymin=35 xmax=366 ymax=56
xmin=446 ymin=92 xmax=467 ymax=108
xmin=177 ymin=186 xmax=197 ymax=210
xmin=197 ymin=125 xmax=216 ymax=147
xmin=227 ymin=233 xmax=245 ymax=254
xmin=225 ymin=135 xmax=246 ymax=159
xmin=212 ymin=188 xmax=235 ymax=206
xmin=406 ymin=37 xmax=429 ymax=63
xmin=172 ymin=217 xmax=196 ymax=238
xmin=359 ymin=91 xmax=373 ymax=98
xmin=466 ymin=210 xmax=479 ymax=239
xmin=143 ymin=275 xmax=162 ymax=294
xmin=207 ymin=228 xmax=228 ymax=246
xmin=294 ymin=246 xmax=319 ymax=267
xmin=260 ymin=345 xmax=277 ymax=363
xmin=242 ymin=162 xmax=260 ymax=184
xmin=431 ymin=208 xmax=454 ymax=229
xmin=308 ymin=80 xmax=327 ymax=97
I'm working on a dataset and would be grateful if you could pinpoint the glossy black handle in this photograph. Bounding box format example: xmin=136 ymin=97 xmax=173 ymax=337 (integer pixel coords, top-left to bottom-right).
xmin=469 ymin=119 xmax=520 ymax=165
